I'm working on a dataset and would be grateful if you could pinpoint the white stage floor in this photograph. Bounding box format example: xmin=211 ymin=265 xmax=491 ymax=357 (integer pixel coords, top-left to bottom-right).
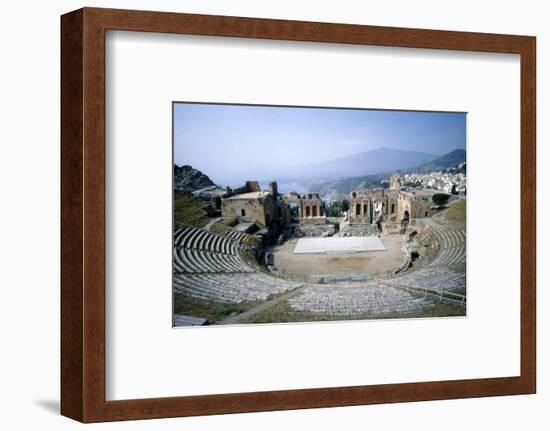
xmin=293 ymin=236 xmax=387 ymax=254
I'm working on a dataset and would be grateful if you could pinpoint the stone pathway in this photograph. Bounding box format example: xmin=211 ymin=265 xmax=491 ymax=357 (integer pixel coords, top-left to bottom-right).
xmin=218 ymin=284 xmax=307 ymax=324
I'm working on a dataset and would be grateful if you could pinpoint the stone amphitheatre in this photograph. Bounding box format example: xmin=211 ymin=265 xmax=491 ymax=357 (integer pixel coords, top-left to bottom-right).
xmin=173 ymin=170 xmax=466 ymax=326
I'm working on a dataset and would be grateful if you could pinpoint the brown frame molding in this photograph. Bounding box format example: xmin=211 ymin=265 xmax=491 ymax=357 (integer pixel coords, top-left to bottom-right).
xmin=61 ymin=7 xmax=536 ymax=423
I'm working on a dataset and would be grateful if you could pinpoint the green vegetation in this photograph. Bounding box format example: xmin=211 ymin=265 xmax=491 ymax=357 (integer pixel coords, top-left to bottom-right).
xmin=208 ymin=217 xmax=262 ymax=252
xmin=432 ymin=193 xmax=450 ymax=207
xmin=242 ymin=235 xmax=262 ymax=248
xmin=240 ymin=301 xmax=330 ymax=324
xmin=441 ymin=199 xmax=466 ymax=223
xmin=173 ymin=294 xmax=258 ymax=323
xmin=239 ymin=296 xmax=465 ymax=324
xmin=324 ymin=200 xmax=348 ymax=217
xmin=173 ymin=192 xmax=209 ymax=228
xmin=208 ymin=217 xmax=238 ymax=234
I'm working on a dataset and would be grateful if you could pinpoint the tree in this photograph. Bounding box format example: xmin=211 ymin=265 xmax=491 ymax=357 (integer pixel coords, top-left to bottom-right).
xmin=432 ymin=193 xmax=450 ymax=207
xmin=451 ymin=183 xmax=458 ymax=195
xmin=341 ymin=199 xmax=349 ymax=212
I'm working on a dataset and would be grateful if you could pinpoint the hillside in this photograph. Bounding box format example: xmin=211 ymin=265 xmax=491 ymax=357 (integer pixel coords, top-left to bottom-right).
xmin=301 ymin=148 xmax=466 ymax=199
xmin=414 ymin=149 xmax=466 ymax=172
xmin=173 ymin=192 xmax=209 ymax=228
xmin=291 ymin=147 xmax=437 ymax=180
xmin=173 ymin=164 xmax=216 ymax=193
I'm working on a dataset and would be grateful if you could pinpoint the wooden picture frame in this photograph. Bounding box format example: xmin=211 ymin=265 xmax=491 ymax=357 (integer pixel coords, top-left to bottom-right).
xmin=61 ymin=7 xmax=536 ymax=423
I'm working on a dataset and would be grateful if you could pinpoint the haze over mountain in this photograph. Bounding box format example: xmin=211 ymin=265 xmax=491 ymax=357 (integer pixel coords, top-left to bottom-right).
xmin=173 ymin=148 xmax=467 ymax=202
xmin=275 ymin=147 xmax=438 ymax=182
xmin=413 ymin=149 xmax=466 ymax=172
xmin=273 ymin=148 xmax=466 ymax=197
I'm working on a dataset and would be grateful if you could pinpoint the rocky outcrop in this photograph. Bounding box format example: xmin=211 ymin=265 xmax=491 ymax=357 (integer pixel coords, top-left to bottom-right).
xmin=174 ymin=164 xmax=230 ymax=203
xmin=174 ymin=164 xmax=216 ymax=193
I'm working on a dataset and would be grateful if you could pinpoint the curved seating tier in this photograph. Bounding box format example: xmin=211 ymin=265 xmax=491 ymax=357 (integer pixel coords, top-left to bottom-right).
xmin=174 ymin=225 xmax=240 ymax=256
xmin=173 ymin=225 xmax=258 ymax=275
xmin=288 ymin=282 xmax=433 ymax=317
xmin=173 ymin=220 xmax=466 ymax=314
xmin=173 ymin=248 xmax=255 ymax=274
xmin=174 ymin=273 xmax=302 ymax=303
xmin=387 ymin=220 xmax=466 ymax=295
xmin=285 ymin=217 xmax=467 ymax=317
xmin=423 ymin=224 xmax=466 ymax=267
xmin=220 ymin=230 xmax=248 ymax=246
xmin=174 ymin=225 xmax=303 ymax=303
xmin=391 ymin=266 xmax=465 ymax=293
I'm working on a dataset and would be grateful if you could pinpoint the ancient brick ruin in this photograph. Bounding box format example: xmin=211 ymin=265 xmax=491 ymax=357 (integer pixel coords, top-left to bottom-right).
xmin=219 ymin=173 xmax=441 ymax=238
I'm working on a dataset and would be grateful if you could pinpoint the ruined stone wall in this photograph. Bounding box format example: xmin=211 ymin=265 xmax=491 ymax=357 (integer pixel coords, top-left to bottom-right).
xmin=396 ymin=191 xmax=434 ymax=221
xmin=349 ymin=189 xmax=391 ymax=225
xmin=396 ymin=193 xmax=412 ymax=222
xmin=411 ymin=196 xmax=434 ymax=218
xmin=349 ymin=193 xmax=372 ymax=224
xmin=299 ymin=193 xmax=324 ymax=220
xmin=233 ymin=181 xmax=261 ymax=195
xmin=221 ymin=195 xmax=276 ymax=227
xmin=293 ymin=223 xmax=335 ymax=237
xmin=340 ymin=224 xmax=380 ymax=237
xmin=273 ymin=197 xmax=291 ymax=226
xmin=386 ymin=191 xmax=399 ymax=223
xmin=348 ymin=183 xmax=436 ymax=228
xmin=390 ymin=173 xmax=401 ymax=190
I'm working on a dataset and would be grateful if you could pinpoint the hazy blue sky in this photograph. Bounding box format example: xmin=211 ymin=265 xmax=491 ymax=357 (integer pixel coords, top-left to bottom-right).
xmin=174 ymin=103 xmax=466 ymax=187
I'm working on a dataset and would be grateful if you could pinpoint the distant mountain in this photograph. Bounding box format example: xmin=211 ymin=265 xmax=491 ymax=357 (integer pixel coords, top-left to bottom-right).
xmin=297 ymin=148 xmax=466 ymax=199
xmin=173 ymin=165 xmax=215 ymax=193
xmin=414 ymin=149 xmax=466 ymax=172
xmin=315 ymin=175 xmax=386 ymax=201
xmin=289 ymin=147 xmax=438 ymax=181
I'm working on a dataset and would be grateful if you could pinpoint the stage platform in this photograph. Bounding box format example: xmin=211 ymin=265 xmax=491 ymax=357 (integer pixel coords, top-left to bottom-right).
xmin=293 ymin=236 xmax=387 ymax=254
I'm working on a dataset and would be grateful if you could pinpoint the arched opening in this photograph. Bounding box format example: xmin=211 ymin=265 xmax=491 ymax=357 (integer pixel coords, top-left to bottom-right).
xmin=356 ymin=204 xmax=361 ymax=215
xmin=402 ymin=210 xmax=410 ymax=225
xmin=391 ymin=203 xmax=395 ymax=214
xmin=241 ymin=209 xmax=246 ymax=217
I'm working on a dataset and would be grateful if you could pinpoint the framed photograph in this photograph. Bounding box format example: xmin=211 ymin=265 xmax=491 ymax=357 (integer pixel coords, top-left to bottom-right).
xmin=61 ymin=7 xmax=536 ymax=422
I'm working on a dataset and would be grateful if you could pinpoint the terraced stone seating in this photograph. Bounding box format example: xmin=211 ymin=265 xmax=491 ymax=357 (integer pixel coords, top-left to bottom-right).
xmin=174 ymin=225 xmax=256 ymax=274
xmin=174 ymin=272 xmax=302 ymax=303
xmin=426 ymin=225 xmax=466 ymax=266
xmin=174 ymin=225 xmax=240 ymax=255
xmin=391 ymin=266 xmax=466 ymax=293
xmin=288 ymin=282 xmax=432 ymax=317
xmin=220 ymin=230 xmax=249 ymax=246
xmin=173 ymin=248 xmax=255 ymax=274
xmin=174 ymin=225 xmax=302 ymax=303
